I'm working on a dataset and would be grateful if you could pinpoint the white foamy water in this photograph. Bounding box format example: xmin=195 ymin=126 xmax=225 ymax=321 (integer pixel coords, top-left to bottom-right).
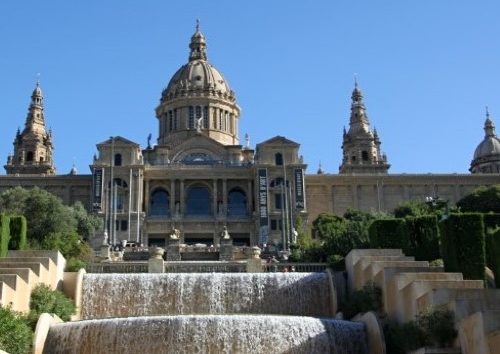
xmin=43 ymin=315 xmax=368 ymax=354
xmin=81 ymin=272 xmax=334 ymax=319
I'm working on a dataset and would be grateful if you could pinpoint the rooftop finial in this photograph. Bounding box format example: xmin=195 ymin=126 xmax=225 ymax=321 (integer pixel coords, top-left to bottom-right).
xmin=354 ymin=73 xmax=358 ymax=88
xmin=196 ymin=18 xmax=200 ymax=32
xmin=486 ymin=106 xmax=490 ymax=119
xmin=36 ymin=73 xmax=41 ymax=86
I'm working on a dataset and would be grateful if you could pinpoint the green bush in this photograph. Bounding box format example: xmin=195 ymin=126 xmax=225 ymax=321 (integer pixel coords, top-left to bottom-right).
xmin=406 ymin=215 xmax=440 ymax=261
xmin=9 ymin=215 xmax=27 ymax=250
xmin=440 ymin=213 xmax=486 ymax=280
xmin=484 ymin=213 xmax=500 ymax=232
xmin=343 ymin=282 xmax=382 ymax=319
xmin=457 ymin=185 xmax=500 ymax=213
xmin=0 ymin=305 xmax=32 ymax=354
xmin=0 ymin=214 xmax=10 ymax=257
xmin=384 ymin=320 xmax=425 ymax=354
xmin=65 ymin=258 xmax=87 ymax=272
xmin=26 ymin=284 xmax=76 ymax=329
xmin=369 ymin=218 xmax=410 ymax=253
xmin=486 ymin=228 xmax=500 ymax=288
xmin=417 ymin=308 xmax=458 ymax=347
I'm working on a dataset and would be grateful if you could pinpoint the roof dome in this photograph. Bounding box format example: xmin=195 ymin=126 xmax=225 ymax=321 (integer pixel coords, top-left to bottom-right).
xmin=473 ymin=116 xmax=500 ymax=159
xmin=160 ymin=25 xmax=236 ymax=103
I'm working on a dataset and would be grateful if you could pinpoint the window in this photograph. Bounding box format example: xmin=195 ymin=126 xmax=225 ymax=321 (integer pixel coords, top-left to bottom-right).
xmin=186 ymin=186 xmax=210 ymax=216
xmin=362 ymin=151 xmax=369 ymax=161
xmin=275 ymin=193 xmax=283 ymax=209
xmin=173 ymin=109 xmax=178 ymax=130
xmin=275 ymin=153 xmax=283 ymax=166
xmin=219 ymin=110 xmax=223 ymax=130
xmin=203 ymin=106 xmax=209 ymax=128
xmin=39 ymin=157 xmax=44 ymax=162
xmin=114 ymin=154 xmax=122 ymax=166
xmin=168 ymin=111 xmax=173 ymax=131
xmin=227 ymin=188 xmax=247 ymax=216
xmin=121 ymin=220 xmax=128 ymax=231
xmin=150 ymin=188 xmax=170 ymax=216
xmin=189 ymin=106 xmax=195 ymax=129
xmin=196 ymin=106 xmax=202 ymax=123
xmin=26 ymin=151 xmax=34 ymax=162
xmin=351 ymin=156 xmax=356 ymax=162
xmin=271 ymin=219 xmax=282 ymax=231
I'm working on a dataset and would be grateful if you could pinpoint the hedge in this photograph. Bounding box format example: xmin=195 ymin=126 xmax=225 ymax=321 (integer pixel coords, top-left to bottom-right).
xmin=440 ymin=213 xmax=485 ymax=280
xmin=369 ymin=219 xmax=410 ymax=254
xmin=484 ymin=213 xmax=500 ymax=232
xmin=0 ymin=214 xmax=10 ymax=257
xmin=486 ymin=228 xmax=500 ymax=288
xmin=406 ymin=215 xmax=440 ymax=261
xmin=9 ymin=216 xmax=27 ymax=251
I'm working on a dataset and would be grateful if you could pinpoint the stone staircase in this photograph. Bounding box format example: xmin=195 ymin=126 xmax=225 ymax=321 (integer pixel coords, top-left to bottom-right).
xmin=0 ymin=250 xmax=65 ymax=312
xmin=345 ymin=249 xmax=500 ymax=354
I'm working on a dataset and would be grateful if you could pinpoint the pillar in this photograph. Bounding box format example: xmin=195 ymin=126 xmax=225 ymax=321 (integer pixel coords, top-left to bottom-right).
xmin=170 ymin=179 xmax=176 ymax=216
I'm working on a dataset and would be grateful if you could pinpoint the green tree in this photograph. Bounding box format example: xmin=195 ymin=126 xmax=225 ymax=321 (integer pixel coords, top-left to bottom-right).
xmin=457 ymin=185 xmax=500 ymax=213
xmin=69 ymin=201 xmax=102 ymax=240
xmin=393 ymin=200 xmax=432 ymax=218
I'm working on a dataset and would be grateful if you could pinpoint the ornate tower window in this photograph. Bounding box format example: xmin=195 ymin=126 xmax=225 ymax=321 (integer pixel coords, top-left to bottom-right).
xmin=362 ymin=151 xmax=369 ymax=161
xmin=114 ymin=154 xmax=122 ymax=166
xmin=189 ymin=106 xmax=195 ymax=129
xmin=174 ymin=109 xmax=178 ymax=130
xmin=168 ymin=111 xmax=173 ymax=131
xmin=203 ymin=106 xmax=209 ymax=128
xmin=275 ymin=153 xmax=283 ymax=166
xmin=26 ymin=151 xmax=34 ymax=162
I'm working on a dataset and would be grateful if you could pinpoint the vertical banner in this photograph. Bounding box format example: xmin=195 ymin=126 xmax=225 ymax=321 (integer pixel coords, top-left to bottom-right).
xmin=92 ymin=168 xmax=104 ymax=211
xmin=258 ymin=168 xmax=269 ymax=245
xmin=294 ymin=168 xmax=305 ymax=210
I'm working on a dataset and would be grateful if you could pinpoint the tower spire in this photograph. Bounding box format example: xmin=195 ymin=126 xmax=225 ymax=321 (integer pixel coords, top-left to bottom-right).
xmin=189 ymin=19 xmax=207 ymax=61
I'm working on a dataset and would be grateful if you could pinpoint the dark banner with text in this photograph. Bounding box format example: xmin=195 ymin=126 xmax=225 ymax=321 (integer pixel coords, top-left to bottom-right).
xmin=92 ymin=168 xmax=104 ymax=211
xmin=294 ymin=168 xmax=305 ymax=210
xmin=258 ymin=168 xmax=269 ymax=244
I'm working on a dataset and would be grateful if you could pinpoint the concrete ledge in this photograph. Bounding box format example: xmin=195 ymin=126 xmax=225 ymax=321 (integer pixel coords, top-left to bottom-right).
xmin=352 ymin=311 xmax=386 ymax=354
xmin=32 ymin=313 xmax=63 ymax=354
xmin=325 ymin=268 xmax=338 ymax=316
xmin=63 ymin=269 xmax=86 ymax=320
xmin=0 ymin=274 xmax=29 ymax=312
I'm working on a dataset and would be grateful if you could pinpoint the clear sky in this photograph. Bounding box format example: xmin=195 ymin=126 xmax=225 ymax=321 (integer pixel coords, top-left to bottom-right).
xmin=1 ymin=1 xmax=499 ymax=175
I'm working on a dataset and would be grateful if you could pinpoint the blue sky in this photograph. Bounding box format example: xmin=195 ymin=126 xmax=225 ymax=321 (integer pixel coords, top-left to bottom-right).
xmin=1 ymin=1 xmax=499 ymax=175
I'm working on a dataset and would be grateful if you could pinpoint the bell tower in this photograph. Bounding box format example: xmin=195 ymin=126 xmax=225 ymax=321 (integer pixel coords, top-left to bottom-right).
xmin=5 ymin=82 xmax=56 ymax=175
xmin=339 ymin=81 xmax=390 ymax=174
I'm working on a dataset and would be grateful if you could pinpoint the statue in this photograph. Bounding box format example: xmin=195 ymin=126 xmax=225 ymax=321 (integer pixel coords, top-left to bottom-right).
xmin=170 ymin=227 xmax=180 ymax=239
xmin=147 ymin=133 xmax=152 ymax=149
xmin=196 ymin=117 xmax=203 ymax=133
xmin=221 ymin=226 xmax=230 ymax=240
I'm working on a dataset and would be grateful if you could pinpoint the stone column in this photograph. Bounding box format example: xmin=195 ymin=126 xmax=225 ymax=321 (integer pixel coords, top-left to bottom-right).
xmin=222 ymin=179 xmax=227 ymax=217
xmin=179 ymin=179 xmax=185 ymax=216
xmin=247 ymin=180 xmax=253 ymax=215
xmin=144 ymin=179 xmax=150 ymax=214
xmin=213 ymin=179 xmax=218 ymax=216
xmin=246 ymin=246 xmax=263 ymax=273
xmin=170 ymin=179 xmax=176 ymax=216
xmin=166 ymin=237 xmax=181 ymax=261
xmin=219 ymin=229 xmax=233 ymax=261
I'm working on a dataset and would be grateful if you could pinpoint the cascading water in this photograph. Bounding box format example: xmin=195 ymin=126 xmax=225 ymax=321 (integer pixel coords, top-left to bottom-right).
xmin=43 ymin=272 xmax=370 ymax=354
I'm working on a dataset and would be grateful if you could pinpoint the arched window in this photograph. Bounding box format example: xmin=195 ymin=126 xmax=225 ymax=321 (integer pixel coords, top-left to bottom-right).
xmin=114 ymin=153 xmax=122 ymax=166
xmin=203 ymin=106 xmax=209 ymax=128
xmin=275 ymin=153 xmax=283 ymax=166
xmin=228 ymin=188 xmax=247 ymax=216
xmin=110 ymin=178 xmax=128 ymax=211
xmin=186 ymin=186 xmax=210 ymax=216
xmin=26 ymin=151 xmax=34 ymax=162
xmin=362 ymin=151 xmax=369 ymax=161
xmin=189 ymin=106 xmax=195 ymax=129
xmin=150 ymin=188 xmax=170 ymax=216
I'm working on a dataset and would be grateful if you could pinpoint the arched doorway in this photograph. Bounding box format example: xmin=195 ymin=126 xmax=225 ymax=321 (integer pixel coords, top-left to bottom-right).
xmin=150 ymin=188 xmax=170 ymax=216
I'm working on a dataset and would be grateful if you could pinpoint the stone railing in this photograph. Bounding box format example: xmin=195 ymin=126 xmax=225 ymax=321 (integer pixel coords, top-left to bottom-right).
xmin=262 ymin=263 xmax=329 ymax=273
xmin=164 ymin=261 xmax=246 ymax=273
xmin=86 ymin=262 xmax=149 ymax=273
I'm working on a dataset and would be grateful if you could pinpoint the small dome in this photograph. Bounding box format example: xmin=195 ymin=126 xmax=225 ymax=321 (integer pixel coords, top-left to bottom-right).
xmin=473 ymin=117 xmax=500 ymax=159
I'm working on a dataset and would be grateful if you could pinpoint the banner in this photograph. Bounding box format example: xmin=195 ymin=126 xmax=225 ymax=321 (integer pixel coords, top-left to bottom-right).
xmin=258 ymin=168 xmax=269 ymax=245
xmin=294 ymin=168 xmax=305 ymax=210
xmin=92 ymin=168 xmax=104 ymax=211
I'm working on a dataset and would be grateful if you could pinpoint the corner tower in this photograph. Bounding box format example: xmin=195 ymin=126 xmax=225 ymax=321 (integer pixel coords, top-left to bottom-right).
xmin=155 ymin=22 xmax=241 ymax=148
xmin=339 ymin=82 xmax=389 ymax=174
xmin=5 ymin=82 xmax=56 ymax=175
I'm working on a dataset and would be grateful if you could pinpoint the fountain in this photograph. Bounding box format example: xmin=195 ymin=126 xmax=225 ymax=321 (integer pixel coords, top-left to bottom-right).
xmin=41 ymin=272 xmax=376 ymax=353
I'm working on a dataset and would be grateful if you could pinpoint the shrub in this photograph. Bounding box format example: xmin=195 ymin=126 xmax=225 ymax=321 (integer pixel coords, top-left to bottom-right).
xmin=65 ymin=258 xmax=87 ymax=272
xmin=486 ymin=228 xmax=500 ymax=288
xmin=406 ymin=215 xmax=440 ymax=261
xmin=369 ymin=218 xmax=410 ymax=253
xmin=0 ymin=305 xmax=32 ymax=354
xmin=9 ymin=215 xmax=27 ymax=250
xmin=457 ymin=185 xmax=500 ymax=213
xmin=440 ymin=213 xmax=486 ymax=280
xmin=484 ymin=213 xmax=500 ymax=232
xmin=343 ymin=282 xmax=382 ymax=319
xmin=0 ymin=214 xmax=10 ymax=257
xmin=26 ymin=284 xmax=76 ymax=329
xmin=417 ymin=308 xmax=458 ymax=347
xmin=384 ymin=320 xmax=425 ymax=354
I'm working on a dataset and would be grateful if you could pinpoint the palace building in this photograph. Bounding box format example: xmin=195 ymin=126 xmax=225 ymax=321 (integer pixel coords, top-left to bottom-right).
xmin=1 ymin=26 xmax=499 ymax=248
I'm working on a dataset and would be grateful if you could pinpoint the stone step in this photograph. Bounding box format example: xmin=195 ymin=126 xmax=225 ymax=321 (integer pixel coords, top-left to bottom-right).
xmin=0 ymin=267 xmax=37 ymax=287
xmin=7 ymin=250 xmax=66 ymax=289
xmin=386 ymin=272 xmax=465 ymax=320
xmin=0 ymin=274 xmax=30 ymax=312
xmin=0 ymin=280 xmax=15 ymax=309
xmin=0 ymin=262 xmax=49 ymax=285
xmin=353 ymin=255 xmax=415 ymax=290
xmin=401 ymin=279 xmax=484 ymax=322
xmin=417 ymin=288 xmax=500 ymax=320
xmin=0 ymin=257 xmax=56 ymax=288
xmin=345 ymin=249 xmax=404 ymax=292
xmin=366 ymin=260 xmax=430 ymax=288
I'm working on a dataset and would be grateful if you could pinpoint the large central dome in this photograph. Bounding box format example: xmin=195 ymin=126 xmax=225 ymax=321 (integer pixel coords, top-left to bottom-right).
xmin=156 ymin=24 xmax=241 ymax=147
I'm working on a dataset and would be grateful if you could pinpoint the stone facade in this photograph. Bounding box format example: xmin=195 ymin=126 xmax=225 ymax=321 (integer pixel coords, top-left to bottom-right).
xmin=1 ymin=26 xmax=499 ymax=249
